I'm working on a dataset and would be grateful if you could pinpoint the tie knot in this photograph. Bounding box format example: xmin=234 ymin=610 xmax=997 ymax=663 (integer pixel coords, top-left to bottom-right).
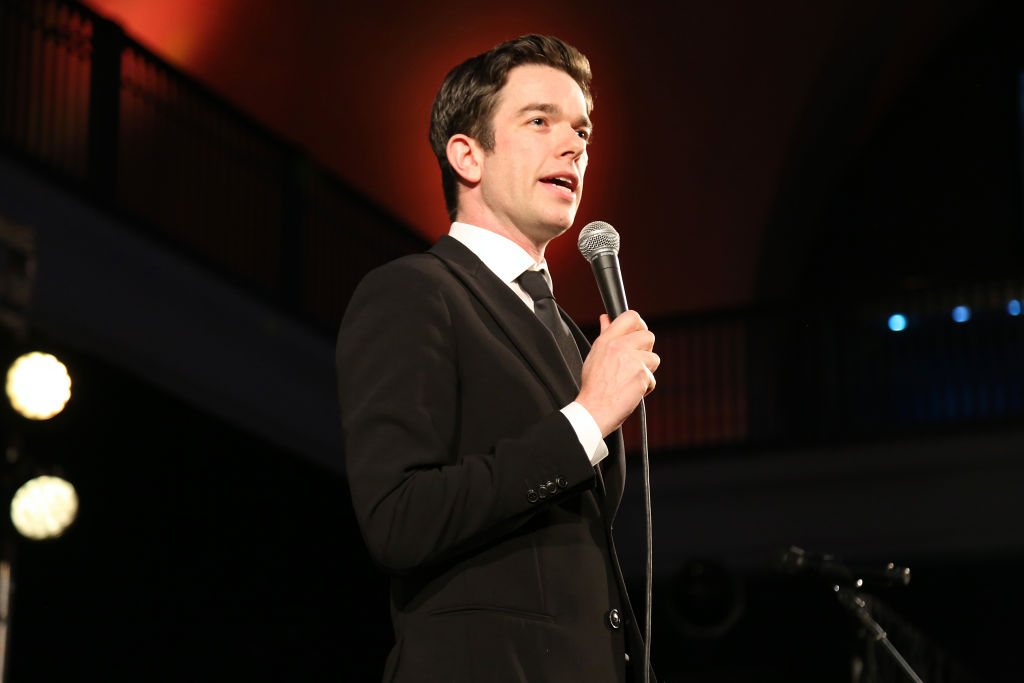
xmin=517 ymin=270 xmax=553 ymax=303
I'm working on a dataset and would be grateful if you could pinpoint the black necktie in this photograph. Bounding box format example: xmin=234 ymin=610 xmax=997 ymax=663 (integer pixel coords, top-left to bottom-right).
xmin=517 ymin=270 xmax=584 ymax=381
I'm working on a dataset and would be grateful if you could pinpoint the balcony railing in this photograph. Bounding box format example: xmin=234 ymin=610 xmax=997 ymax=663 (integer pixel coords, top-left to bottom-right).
xmin=0 ymin=0 xmax=426 ymax=329
xmin=627 ymin=279 xmax=1024 ymax=451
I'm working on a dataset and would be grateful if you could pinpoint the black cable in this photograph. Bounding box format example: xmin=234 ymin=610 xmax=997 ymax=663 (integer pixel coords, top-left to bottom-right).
xmin=638 ymin=397 xmax=652 ymax=683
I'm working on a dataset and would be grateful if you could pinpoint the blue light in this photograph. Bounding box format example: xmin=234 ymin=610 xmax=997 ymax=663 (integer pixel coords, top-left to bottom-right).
xmin=888 ymin=314 xmax=907 ymax=332
xmin=1008 ymin=300 xmax=1021 ymax=316
xmin=952 ymin=305 xmax=971 ymax=323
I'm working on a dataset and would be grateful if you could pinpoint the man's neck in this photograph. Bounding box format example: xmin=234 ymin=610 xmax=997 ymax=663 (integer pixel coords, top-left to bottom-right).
xmin=454 ymin=214 xmax=548 ymax=264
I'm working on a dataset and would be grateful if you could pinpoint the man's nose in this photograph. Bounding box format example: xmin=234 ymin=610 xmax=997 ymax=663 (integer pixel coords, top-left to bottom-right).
xmin=559 ymin=126 xmax=586 ymax=158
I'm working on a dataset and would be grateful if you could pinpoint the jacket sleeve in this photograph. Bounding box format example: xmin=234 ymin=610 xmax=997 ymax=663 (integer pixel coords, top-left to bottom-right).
xmin=336 ymin=261 xmax=597 ymax=575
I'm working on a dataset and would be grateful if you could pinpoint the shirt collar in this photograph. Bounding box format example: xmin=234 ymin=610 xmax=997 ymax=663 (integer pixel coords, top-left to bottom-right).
xmin=449 ymin=222 xmax=554 ymax=292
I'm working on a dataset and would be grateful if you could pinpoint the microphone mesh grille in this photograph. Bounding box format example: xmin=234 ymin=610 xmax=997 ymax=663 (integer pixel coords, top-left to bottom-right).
xmin=577 ymin=221 xmax=620 ymax=261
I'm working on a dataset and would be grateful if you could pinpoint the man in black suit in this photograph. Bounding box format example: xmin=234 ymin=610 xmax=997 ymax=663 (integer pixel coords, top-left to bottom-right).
xmin=337 ymin=34 xmax=659 ymax=682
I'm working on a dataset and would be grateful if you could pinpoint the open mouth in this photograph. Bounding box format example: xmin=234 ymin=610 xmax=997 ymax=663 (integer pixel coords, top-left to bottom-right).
xmin=540 ymin=175 xmax=577 ymax=193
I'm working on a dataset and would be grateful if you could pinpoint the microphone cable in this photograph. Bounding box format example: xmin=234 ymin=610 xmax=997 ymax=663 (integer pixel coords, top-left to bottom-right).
xmin=638 ymin=397 xmax=652 ymax=683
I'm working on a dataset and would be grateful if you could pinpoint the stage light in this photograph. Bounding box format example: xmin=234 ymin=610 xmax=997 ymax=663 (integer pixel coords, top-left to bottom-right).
xmin=9 ymin=476 xmax=79 ymax=540
xmin=1008 ymin=300 xmax=1021 ymax=316
xmin=5 ymin=352 xmax=71 ymax=420
xmin=952 ymin=306 xmax=970 ymax=323
xmin=887 ymin=314 xmax=907 ymax=332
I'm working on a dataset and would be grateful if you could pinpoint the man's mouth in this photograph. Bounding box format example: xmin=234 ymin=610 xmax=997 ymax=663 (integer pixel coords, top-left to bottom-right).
xmin=540 ymin=175 xmax=578 ymax=193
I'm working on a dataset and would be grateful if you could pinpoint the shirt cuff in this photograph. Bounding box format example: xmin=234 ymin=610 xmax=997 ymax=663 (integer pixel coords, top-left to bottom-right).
xmin=560 ymin=402 xmax=610 ymax=466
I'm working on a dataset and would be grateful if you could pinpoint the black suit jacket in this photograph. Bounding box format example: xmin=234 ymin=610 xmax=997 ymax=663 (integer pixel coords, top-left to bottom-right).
xmin=337 ymin=236 xmax=647 ymax=682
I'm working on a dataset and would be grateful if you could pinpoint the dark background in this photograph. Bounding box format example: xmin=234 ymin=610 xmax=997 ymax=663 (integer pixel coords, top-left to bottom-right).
xmin=2 ymin=0 xmax=1024 ymax=681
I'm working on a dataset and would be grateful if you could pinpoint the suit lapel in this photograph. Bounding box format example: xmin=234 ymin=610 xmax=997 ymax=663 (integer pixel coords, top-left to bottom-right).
xmin=429 ymin=236 xmax=580 ymax=408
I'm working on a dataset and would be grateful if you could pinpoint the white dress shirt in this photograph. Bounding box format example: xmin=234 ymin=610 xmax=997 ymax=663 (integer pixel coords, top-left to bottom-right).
xmin=449 ymin=222 xmax=609 ymax=466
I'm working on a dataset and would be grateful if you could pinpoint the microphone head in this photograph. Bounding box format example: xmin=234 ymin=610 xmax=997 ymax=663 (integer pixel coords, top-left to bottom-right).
xmin=578 ymin=221 xmax=620 ymax=262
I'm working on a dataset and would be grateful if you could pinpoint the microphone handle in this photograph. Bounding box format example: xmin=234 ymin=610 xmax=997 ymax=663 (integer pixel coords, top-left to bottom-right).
xmin=591 ymin=252 xmax=628 ymax=319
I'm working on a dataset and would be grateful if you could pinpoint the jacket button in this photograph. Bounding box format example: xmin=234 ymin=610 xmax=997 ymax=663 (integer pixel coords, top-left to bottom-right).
xmin=537 ymin=485 xmax=549 ymax=499
xmin=555 ymin=476 xmax=568 ymax=489
xmin=526 ymin=489 xmax=539 ymax=503
xmin=606 ymin=608 xmax=622 ymax=630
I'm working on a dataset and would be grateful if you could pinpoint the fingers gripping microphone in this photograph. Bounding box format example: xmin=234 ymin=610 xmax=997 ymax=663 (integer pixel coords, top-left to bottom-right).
xmin=578 ymin=221 xmax=627 ymax=319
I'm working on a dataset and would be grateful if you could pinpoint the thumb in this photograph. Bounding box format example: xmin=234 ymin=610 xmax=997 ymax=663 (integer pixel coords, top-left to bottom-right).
xmin=599 ymin=314 xmax=610 ymax=334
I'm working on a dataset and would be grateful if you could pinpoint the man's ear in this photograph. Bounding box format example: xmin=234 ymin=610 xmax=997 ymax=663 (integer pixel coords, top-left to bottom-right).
xmin=446 ymin=134 xmax=483 ymax=184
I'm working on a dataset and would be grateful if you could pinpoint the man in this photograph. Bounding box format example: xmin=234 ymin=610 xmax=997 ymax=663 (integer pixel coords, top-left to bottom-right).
xmin=337 ymin=35 xmax=659 ymax=682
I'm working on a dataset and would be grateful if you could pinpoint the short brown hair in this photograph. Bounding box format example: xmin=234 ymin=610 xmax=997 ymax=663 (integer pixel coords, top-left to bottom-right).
xmin=429 ymin=35 xmax=593 ymax=222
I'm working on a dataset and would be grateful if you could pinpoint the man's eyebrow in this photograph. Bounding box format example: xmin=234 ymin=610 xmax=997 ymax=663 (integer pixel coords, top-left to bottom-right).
xmin=516 ymin=102 xmax=593 ymax=130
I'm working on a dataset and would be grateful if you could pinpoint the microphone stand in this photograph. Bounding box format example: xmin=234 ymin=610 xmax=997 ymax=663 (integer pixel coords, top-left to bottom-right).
xmin=834 ymin=586 xmax=925 ymax=683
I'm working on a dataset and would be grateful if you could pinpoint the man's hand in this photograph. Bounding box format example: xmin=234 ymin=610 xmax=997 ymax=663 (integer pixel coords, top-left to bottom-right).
xmin=575 ymin=310 xmax=660 ymax=437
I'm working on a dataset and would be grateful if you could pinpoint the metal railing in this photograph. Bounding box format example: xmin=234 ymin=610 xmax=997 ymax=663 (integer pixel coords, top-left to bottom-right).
xmin=627 ymin=278 xmax=1024 ymax=452
xmin=0 ymin=0 xmax=92 ymax=183
xmin=0 ymin=0 xmax=426 ymax=328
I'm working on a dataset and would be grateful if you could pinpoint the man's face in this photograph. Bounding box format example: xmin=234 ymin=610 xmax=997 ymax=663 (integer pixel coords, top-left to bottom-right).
xmin=477 ymin=64 xmax=592 ymax=247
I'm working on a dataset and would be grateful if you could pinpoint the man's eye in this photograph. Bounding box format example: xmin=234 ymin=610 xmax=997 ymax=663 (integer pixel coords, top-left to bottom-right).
xmin=529 ymin=118 xmax=545 ymax=126
xmin=576 ymin=130 xmax=591 ymax=141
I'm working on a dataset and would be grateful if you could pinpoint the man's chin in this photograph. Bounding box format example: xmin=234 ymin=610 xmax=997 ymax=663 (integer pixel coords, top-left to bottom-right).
xmin=549 ymin=211 xmax=578 ymax=233
xmin=543 ymin=220 xmax=574 ymax=241
xmin=521 ymin=210 xmax=577 ymax=246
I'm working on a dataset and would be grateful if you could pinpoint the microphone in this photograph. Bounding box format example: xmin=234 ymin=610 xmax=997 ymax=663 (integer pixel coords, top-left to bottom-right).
xmin=773 ymin=546 xmax=911 ymax=588
xmin=577 ymin=221 xmax=627 ymax=319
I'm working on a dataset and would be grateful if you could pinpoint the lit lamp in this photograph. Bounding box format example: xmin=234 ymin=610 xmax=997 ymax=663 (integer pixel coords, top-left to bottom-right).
xmin=5 ymin=352 xmax=71 ymax=420
xmin=0 ymin=472 xmax=80 ymax=683
xmin=9 ymin=475 xmax=78 ymax=540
